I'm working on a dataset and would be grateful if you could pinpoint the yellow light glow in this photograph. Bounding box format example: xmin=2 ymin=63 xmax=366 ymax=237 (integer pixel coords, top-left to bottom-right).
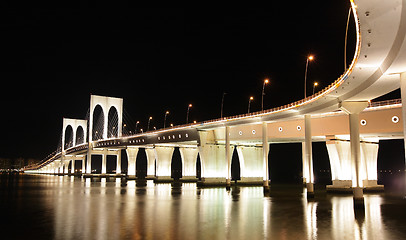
xmin=189 ymin=104 xmax=193 ymax=107
xmin=308 ymin=55 xmax=314 ymax=61
xmin=314 ymin=82 xmax=318 ymax=86
xmin=264 ymin=79 xmax=269 ymax=84
xmin=250 ymin=96 xmax=254 ymax=100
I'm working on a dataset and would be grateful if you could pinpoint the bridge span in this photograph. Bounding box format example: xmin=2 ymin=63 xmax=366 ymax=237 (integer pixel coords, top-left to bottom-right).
xmin=25 ymin=0 xmax=406 ymax=207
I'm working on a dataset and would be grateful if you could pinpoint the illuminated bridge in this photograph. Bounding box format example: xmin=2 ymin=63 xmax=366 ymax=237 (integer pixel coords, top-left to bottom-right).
xmin=25 ymin=0 xmax=406 ymax=207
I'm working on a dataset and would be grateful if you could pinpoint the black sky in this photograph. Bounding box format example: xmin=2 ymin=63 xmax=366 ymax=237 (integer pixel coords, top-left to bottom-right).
xmin=1 ymin=4 xmax=367 ymax=159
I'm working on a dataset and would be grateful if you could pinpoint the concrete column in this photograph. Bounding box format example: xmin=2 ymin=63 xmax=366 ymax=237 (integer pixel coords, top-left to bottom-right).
xmin=326 ymin=137 xmax=352 ymax=190
xmin=64 ymin=160 xmax=70 ymax=175
xmin=101 ymin=150 xmax=107 ymax=175
xmin=226 ymin=126 xmax=231 ymax=188
xmin=82 ymin=156 xmax=86 ymax=175
xmin=126 ymin=147 xmax=139 ymax=179
xmin=116 ymin=151 xmax=122 ymax=175
xmin=179 ymin=147 xmax=199 ymax=181
xmin=304 ymin=115 xmax=314 ymax=198
xmin=262 ymin=122 xmax=270 ymax=191
xmin=236 ymin=146 xmax=263 ymax=184
xmin=145 ymin=148 xmax=156 ymax=179
xmin=86 ymin=147 xmax=92 ymax=174
xmin=360 ymin=141 xmax=382 ymax=189
xmin=340 ymin=101 xmax=368 ymax=208
xmin=70 ymin=159 xmax=75 ymax=174
xmin=154 ymin=146 xmax=175 ymax=182
xmin=198 ymin=131 xmax=227 ymax=186
xmin=401 ymin=72 xmax=406 ymax=194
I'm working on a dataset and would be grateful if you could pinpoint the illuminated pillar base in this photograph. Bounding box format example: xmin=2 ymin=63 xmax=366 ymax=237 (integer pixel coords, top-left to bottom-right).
xmin=197 ymin=177 xmax=228 ymax=187
xmin=238 ymin=177 xmax=263 ymax=185
xmin=236 ymin=146 xmax=264 ymax=181
xmin=179 ymin=147 xmax=199 ymax=181
xmin=145 ymin=148 xmax=156 ymax=179
xmin=155 ymin=146 xmax=174 ymax=182
xmin=306 ymin=183 xmax=315 ymax=198
xmin=126 ymin=147 xmax=138 ymax=180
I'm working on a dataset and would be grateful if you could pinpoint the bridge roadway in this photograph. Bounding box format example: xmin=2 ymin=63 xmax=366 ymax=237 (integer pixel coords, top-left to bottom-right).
xmin=25 ymin=0 xmax=406 ymax=207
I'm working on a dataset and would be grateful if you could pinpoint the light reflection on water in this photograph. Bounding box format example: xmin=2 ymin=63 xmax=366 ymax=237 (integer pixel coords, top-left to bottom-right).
xmin=1 ymin=175 xmax=406 ymax=240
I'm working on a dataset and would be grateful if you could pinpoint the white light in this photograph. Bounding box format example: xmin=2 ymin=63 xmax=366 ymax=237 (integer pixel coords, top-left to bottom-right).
xmin=297 ymin=126 xmax=302 ymax=131
xmin=360 ymin=119 xmax=367 ymax=126
xmin=278 ymin=127 xmax=283 ymax=132
xmin=252 ymin=130 xmax=256 ymax=135
xmin=239 ymin=131 xmax=243 ymax=135
xmin=392 ymin=116 xmax=399 ymax=123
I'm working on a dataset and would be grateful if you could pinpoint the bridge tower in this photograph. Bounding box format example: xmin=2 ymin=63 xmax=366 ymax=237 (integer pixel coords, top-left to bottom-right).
xmin=61 ymin=118 xmax=87 ymax=175
xmin=85 ymin=95 xmax=123 ymax=176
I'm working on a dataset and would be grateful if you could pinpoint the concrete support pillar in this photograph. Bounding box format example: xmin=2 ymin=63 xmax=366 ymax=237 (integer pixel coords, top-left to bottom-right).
xmin=154 ymin=146 xmax=175 ymax=182
xmin=304 ymin=115 xmax=314 ymax=198
xmin=145 ymin=148 xmax=156 ymax=179
xmin=64 ymin=160 xmax=70 ymax=175
xmin=82 ymin=156 xmax=86 ymax=175
xmin=116 ymin=151 xmax=122 ymax=175
xmin=262 ymin=122 xmax=270 ymax=191
xmin=86 ymin=148 xmax=92 ymax=174
xmin=326 ymin=137 xmax=352 ymax=189
xmin=226 ymin=126 xmax=231 ymax=188
xmin=400 ymin=72 xmax=406 ymax=194
xmin=198 ymin=131 xmax=227 ymax=186
xmin=126 ymin=147 xmax=139 ymax=179
xmin=70 ymin=159 xmax=75 ymax=174
xmin=101 ymin=150 xmax=107 ymax=175
xmin=179 ymin=147 xmax=199 ymax=181
xmin=236 ymin=146 xmax=263 ymax=184
xmin=340 ymin=101 xmax=369 ymax=208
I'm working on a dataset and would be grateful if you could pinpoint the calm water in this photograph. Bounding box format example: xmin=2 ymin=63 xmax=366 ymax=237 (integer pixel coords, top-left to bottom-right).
xmin=1 ymin=174 xmax=406 ymax=240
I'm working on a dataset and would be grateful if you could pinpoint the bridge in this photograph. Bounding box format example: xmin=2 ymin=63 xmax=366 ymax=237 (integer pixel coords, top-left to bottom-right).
xmin=25 ymin=0 xmax=406 ymax=208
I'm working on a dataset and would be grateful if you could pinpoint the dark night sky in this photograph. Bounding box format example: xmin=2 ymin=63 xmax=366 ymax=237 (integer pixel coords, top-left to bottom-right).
xmin=0 ymin=3 xmax=380 ymax=160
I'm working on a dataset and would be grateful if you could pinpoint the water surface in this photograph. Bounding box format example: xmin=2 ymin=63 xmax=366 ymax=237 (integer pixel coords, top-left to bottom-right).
xmin=1 ymin=174 xmax=406 ymax=239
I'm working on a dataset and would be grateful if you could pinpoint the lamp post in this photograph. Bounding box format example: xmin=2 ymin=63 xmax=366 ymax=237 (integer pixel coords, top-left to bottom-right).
xmin=135 ymin=121 xmax=140 ymax=133
xmin=248 ymin=96 xmax=254 ymax=113
xmin=147 ymin=117 xmax=152 ymax=132
xmin=163 ymin=111 xmax=169 ymax=129
xmin=312 ymin=82 xmax=318 ymax=95
xmin=262 ymin=79 xmax=269 ymax=111
xmin=186 ymin=104 xmax=192 ymax=124
xmin=221 ymin=92 xmax=227 ymax=118
xmin=304 ymin=55 xmax=314 ymax=98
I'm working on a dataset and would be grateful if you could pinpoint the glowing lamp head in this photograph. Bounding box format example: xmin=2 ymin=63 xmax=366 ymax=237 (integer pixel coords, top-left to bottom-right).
xmin=308 ymin=55 xmax=314 ymax=61
xmin=264 ymin=79 xmax=269 ymax=84
xmin=166 ymin=111 xmax=169 ymax=115
xmin=314 ymin=82 xmax=318 ymax=86
xmin=250 ymin=96 xmax=254 ymax=101
xmin=189 ymin=104 xmax=193 ymax=108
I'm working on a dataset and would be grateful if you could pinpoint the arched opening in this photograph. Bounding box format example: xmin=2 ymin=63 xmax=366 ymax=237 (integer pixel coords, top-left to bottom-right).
xmin=75 ymin=126 xmax=84 ymax=145
xmin=136 ymin=148 xmax=147 ymax=179
xmin=171 ymin=147 xmax=182 ymax=180
xmin=64 ymin=125 xmax=74 ymax=150
xmin=231 ymin=147 xmax=241 ymax=181
xmin=108 ymin=107 xmax=119 ymax=138
xmin=92 ymin=105 xmax=104 ymax=141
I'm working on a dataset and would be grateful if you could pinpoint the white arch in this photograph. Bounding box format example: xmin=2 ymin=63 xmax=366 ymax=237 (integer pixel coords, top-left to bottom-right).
xmin=62 ymin=118 xmax=88 ymax=151
xmin=89 ymin=95 xmax=123 ymax=142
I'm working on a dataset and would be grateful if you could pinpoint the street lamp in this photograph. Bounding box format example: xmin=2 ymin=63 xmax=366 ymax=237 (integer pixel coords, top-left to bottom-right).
xmin=163 ymin=111 xmax=169 ymax=129
xmin=312 ymin=82 xmax=318 ymax=95
xmin=135 ymin=121 xmax=140 ymax=133
xmin=186 ymin=104 xmax=192 ymax=124
xmin=262 ymin=79 xmax=269 ymax=111
xmin=304 ymin=55 xmax=314 ymax=98
xmin=147 ymin=117 xmax=153 ymax=132
xmin=248 ymin=96 xmax=254 ymax=113
xmin=221 ymin=92 xmax=227 ymax=118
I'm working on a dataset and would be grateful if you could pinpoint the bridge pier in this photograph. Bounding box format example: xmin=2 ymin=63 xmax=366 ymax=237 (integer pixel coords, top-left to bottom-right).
xmin=145 ymin=148 xmax=156 ymax=179
xmin=179 ymin=147 xmax=199 ymax=182
xmin=236 ymin=145 xmax=264 ymax=185
xmin=197 ymin=131 xmax=228 ymax=187
xmin=262 ymin=122 xmax=270 ymax=192
xmin=154 ymin=146 xmax=174 ymax=183
xmin=401 ymin=72 xmax=406 ymax=196
xmin=340 ymin=101 xmax=369 ymax=208
xmin=303 ymin=115 xmax=315 ymax=198
xmin=126 ymin=147 xmax=139 ymax=179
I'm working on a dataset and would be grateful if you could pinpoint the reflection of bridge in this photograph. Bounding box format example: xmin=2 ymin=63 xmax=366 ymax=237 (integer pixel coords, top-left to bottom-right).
xmin=25 ymin=0 xmax=406 ymax=207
